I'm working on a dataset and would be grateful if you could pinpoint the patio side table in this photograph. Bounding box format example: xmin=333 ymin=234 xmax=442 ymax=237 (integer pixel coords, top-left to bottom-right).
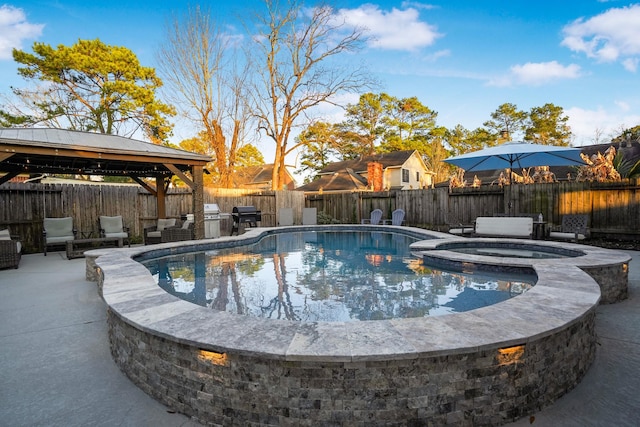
xmin=533 ymin=221 xmax=547 ymax=240
xmin=66 ymin=237 xmax=123 ymax=259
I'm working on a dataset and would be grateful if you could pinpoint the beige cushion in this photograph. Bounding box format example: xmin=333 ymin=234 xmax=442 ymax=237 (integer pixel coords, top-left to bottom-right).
xmin=104 ymin=231 xmax=128 ymax=239
xmin=100 ymin=216 xmax=124 ymax=234
xmin=0 ymin=228 xmax=18 ymax=251
xmin=44 ymin=217 xmax=74 ymax=241
xmin=474 ymin=217 xmax=533 ymax=238
xmin=449 ymin=227 xmax=474 ymax=235
xmin=181 ymin=220 xmax=193 ymax=230
xmin=549 ymin=231 xmax=586 ymax=241
xmin=147 ymin=230 xmax=162 ymax=238
xmin=157 ymin=218 xmax=176 ymax=231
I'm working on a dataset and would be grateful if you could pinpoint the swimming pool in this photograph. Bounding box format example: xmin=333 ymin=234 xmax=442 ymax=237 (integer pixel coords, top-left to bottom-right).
xmin=90 ymin=224 xmax=629 ymax=425
xmin=139 ymin=231 xmax=535 ymax=321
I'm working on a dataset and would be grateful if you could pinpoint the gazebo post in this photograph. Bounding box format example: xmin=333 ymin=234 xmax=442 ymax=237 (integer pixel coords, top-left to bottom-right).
xmin=191 ymin=165 xmax=205 ymax=240
xmin=156 ymin=176 xmax=166 ymax=219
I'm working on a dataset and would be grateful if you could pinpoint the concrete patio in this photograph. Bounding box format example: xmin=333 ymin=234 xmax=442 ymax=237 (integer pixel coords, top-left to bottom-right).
xmin=1 ymin=248 xmax=638 ymax=426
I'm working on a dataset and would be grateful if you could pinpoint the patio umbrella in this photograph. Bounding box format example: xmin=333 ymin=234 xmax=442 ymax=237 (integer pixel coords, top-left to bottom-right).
xmin=444 ymin=142 xmax=586 ymax=177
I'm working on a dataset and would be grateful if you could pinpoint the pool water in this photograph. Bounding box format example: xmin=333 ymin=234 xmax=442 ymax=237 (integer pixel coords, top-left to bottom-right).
xmin=444 ymin=247 xmax=571 ymax=259
xmin=141 ymin=231 xmax=535 ymax=322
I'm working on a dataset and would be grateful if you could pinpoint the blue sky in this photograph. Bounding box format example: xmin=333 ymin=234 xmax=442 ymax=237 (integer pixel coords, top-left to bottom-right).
xmin=1 ymin=0 xmax=639 ymax=163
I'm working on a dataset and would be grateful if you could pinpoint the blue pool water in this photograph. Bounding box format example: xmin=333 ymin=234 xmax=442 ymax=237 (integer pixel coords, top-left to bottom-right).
xmin=140 ymin=231 xmax=535 ymax=322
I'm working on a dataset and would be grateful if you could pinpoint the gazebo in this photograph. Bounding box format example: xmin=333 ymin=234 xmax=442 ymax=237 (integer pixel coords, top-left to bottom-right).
xmin=0 ymin=128 xmax=211 ymax=239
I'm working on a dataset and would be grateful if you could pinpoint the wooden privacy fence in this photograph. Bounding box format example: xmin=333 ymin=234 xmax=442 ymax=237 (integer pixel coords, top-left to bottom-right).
xmin=306 ymin=180 xmax=640 ymax=237
xmin=0 ymin=183 xmax=305 ymax=253
xmin=1 ymin=180 xmax=638 ymax=253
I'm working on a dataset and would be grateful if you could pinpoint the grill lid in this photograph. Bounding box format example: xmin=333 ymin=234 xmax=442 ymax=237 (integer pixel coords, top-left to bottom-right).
xmin=232 ymin=206 xmax=258 ymax=214
xmin=204 ymin=203 xmax=220 ymax=213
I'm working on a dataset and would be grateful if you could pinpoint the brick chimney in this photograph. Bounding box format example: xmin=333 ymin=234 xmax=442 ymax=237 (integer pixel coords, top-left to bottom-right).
xmin=367 ymin=162 xmax=383 ymax=191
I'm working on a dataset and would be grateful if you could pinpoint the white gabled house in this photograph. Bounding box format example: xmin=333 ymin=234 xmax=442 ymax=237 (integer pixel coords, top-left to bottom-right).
xmin=297 ymin=150 xmax=432 ymax=193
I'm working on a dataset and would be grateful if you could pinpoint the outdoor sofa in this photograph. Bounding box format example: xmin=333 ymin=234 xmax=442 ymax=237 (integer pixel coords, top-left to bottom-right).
xmin=473 ymin=216 xmax=534 ymax=238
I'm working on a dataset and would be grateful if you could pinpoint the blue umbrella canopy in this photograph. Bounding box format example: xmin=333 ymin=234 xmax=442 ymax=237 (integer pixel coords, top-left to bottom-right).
xmin=444 ymin=142 xmax=586 ymax=172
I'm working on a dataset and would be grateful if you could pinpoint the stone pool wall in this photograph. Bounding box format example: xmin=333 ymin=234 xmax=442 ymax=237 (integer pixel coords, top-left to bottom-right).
xmin=108 ymin=307 xmax=596 ymax=426
xmin=93 ymin=226 xmax=624 ymax=426
xmin=581 ymin=264 xmax=629 ymax=303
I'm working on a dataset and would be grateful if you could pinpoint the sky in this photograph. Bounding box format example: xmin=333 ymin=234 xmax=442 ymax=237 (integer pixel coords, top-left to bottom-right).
xmin=1 ymin=0 xmax=640 ymax=168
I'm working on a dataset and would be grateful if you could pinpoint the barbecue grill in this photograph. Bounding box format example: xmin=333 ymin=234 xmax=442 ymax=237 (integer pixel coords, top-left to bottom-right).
xmin=231 ymin=206 xmax=261 ymax=235
xmin=204 ymin=203 xmax=221 ymax=238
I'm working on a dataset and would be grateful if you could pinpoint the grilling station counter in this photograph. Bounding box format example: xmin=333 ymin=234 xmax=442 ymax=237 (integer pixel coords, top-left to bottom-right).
xmin=202 ymin=204 xmax=221 ymax=238
xmin=201 ymin=205 xmax=262 ymax=237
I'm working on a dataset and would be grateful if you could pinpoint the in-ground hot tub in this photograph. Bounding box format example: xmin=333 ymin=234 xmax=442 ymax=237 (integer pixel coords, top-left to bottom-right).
xmin=89 ymin=225 xmax=630 ymax=426
xmin=410 ymin=237 xmax=629 ymax=304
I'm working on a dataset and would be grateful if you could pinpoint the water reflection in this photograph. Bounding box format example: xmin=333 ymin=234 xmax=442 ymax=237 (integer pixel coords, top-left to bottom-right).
xmin=142 ymin=231 xmax=535 ymax=322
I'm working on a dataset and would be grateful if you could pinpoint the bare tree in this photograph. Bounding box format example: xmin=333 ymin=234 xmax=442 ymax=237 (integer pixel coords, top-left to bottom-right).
xmin=248 ymin=0 xmax=374 ymax=189
xmin=156 ymin=5 xmax=254 ymax=187
xmin=591 ymin=127 xmax=605 ymax=145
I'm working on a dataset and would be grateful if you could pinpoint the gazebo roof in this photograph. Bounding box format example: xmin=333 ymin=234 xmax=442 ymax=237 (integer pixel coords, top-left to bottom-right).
xmin=0 ymin=128 xmax=210 ymax=179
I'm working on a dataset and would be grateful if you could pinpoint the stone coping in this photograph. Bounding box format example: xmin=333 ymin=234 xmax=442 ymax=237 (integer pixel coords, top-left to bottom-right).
xmin=409 ymin=236 xmax=631 ymax=272
xmin=93 ymin=226 xmax=610 ymax=362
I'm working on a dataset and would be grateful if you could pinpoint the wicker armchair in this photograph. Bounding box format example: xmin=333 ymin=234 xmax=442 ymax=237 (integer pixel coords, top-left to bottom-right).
xmin=0 ymin=228 xmax=22 ymax=269
xmin=161 ymin=219 xmax=194 ymax=242
xmin=144 ymin=218 xmax=179 ymax=245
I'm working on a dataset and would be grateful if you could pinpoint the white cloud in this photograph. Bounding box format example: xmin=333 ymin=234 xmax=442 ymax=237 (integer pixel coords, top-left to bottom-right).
xmin=335 ymin=4 xmax=442 ymax=51
xmin=0 ymin=5 xmax=44 ymax=60
xmin=487 ymin=61 xmax=582 ymax=87
xmin=566 ymin=106 xmax=640 ymax=146
xmin=561 ymin=4 xmax=640 ymax=71
xmin=615 ymin=100 xmax=630 ymax=112
xmin=622 ymin=57 xmax=639 ymax=72
xmin=400 ymin=2 xmax=438 ymax=11
xmin=423 ymin=49 xmax=450 ymax=62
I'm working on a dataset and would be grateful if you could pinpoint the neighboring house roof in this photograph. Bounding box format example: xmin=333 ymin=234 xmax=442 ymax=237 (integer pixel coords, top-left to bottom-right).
xmin=235 ymin=165 xmax=272 ymax=186
xmin=296 ymin=168 xmax=369 ymax=192
xmin=297 ymin=150 xmax=430 ymax=193
xmin=234 ymin=164 xmax=295 ymax=188
xmin=319 ymin=150 xmax=418 ymax=174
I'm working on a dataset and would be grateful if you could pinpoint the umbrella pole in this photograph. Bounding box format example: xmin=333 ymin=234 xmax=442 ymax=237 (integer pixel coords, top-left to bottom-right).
xmin=508 ymin=159 xmax=513 ymax=216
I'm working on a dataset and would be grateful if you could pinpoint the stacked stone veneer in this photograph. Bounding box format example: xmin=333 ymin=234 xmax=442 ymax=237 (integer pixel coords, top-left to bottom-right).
xmin=93 ymin=227 xmax=631 ymax=426
xmin=581 ymin=264 xmax=628 ymax=303
xmin=108 ymin=308 xmax=596 ymax=426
